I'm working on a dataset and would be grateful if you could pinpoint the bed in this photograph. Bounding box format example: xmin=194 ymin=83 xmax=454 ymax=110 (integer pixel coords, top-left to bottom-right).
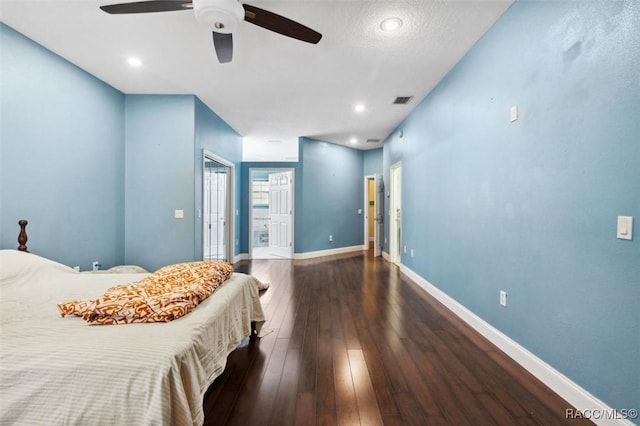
xmin=0 ymin=221 xmax=266 ymax=426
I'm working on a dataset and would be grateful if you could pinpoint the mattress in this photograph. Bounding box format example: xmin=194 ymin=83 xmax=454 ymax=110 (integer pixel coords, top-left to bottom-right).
xmin=0 ymin=249 xmax=265 ymax=426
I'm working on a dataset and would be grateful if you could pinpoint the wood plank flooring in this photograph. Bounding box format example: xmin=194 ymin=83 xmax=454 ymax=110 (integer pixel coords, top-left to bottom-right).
xmin=203 ymin=251 xmax=593 ymax=425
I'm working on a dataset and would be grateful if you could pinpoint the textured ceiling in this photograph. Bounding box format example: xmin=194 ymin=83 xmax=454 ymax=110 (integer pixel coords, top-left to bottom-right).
xmin=0 ymin=0 xmax=513 ymax=150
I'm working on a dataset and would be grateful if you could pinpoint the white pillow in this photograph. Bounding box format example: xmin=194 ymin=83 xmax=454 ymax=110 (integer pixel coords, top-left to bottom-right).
xmin=106 ymin=265 xmax=149 ymax=273
xmin=0 ymin=249 xmax=76 ymax=282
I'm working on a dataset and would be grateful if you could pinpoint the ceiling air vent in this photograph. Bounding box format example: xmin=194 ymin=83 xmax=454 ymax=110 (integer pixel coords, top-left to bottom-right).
xmin=393 ymin=96 xmax=413 ymax=105
xmin=366 ymin=139 xmax=381 ymax=144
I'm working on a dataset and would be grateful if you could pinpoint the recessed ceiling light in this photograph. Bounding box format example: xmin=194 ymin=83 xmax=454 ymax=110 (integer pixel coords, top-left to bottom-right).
xmin=127 ymin=57 xmax=143 ymax=68
xmin=349 ymin=138 xmax=358 ymax=145
xmin=380 ymin=17 xmax=403 ymax=32
xmin=354 ymin=103 xmax=365 ymax=113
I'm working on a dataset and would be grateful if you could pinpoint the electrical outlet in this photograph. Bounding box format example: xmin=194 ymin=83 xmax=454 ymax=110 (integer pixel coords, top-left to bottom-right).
xmin=411 ymin=249 xmax=414 ymax=257
xmin=500 ymin=291 xmax=507 ymax=307
xmin=92 ymin=261 xmax=101 ymax=271
xmin=329 ymin=235 xmax=333 ymax=242
xmin=403 ymin=245 xmax=407 ymax=253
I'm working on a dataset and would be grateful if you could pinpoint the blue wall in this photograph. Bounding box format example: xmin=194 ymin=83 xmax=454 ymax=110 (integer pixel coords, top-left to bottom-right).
xmin=194 ymin=98 xmax=243 ymax=258
xmin=125 ymin=97 xmax=243 ymax=271
xmin=251 ymin=171 xmax=271 ymax=181
xmin=240 ymin=141 xmax=369 ymax=256
xmin=298 ymin=138 xmax=364 ymax=252
xmin=363 ymin=148 xmax=383 ymax=176
xmin=0 ymin=23 xmax=125 ymax=270
xmin=124 ymin=95 xmax=196 ymax=271
xmin=241 ymin=140 xmax=365 ymax=255
xmin=383 ymin=0 xmax=639 ymax=413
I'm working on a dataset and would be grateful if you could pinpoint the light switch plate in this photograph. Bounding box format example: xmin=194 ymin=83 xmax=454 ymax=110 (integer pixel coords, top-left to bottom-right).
xmin=174 ymin=209 xmax=184 ymax=219
xmin=510 ymin=105 xmax=518 ymax=122
xmin=617 ymin=216 xmax=633 ymax=240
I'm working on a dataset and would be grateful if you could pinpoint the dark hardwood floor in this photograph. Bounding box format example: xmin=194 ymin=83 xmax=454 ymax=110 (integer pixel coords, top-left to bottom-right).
xmin=203 ymin=251 xmax=592 ymax=425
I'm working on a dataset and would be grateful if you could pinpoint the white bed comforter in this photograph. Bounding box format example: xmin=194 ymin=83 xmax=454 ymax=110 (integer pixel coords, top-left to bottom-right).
xmin=0 ymin=250 xmax=265 ymax=426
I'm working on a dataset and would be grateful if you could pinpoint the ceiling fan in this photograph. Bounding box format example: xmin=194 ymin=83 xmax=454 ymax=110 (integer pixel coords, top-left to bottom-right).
xmin=99 ymin=0 xmax=322 ymax=63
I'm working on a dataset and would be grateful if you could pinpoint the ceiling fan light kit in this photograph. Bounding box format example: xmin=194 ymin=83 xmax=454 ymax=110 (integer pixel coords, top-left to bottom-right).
xmin=194 ymin=0 xmax=244 ymax=33
xmin=99 ymin=0 xmax=322 ymax=63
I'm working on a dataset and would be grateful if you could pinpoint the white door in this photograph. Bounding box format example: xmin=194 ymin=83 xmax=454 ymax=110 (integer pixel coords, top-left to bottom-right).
xmin=268 ymin=171 xmax=293 ymax=258
xmin=374 ymin=173 xmax=384 ymax=257
xmin=390 ymin=162 xmax=402 ymax=265
xmin=204 ymin=164 xmax=228 ymax=261
xmin=204 ymin=173 xmax=211 ymax=258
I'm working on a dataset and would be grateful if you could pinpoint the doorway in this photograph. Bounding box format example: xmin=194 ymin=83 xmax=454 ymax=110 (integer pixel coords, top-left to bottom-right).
xmin=249 ymin=168 xmax=294 ymax=259
xmin=364 ymin=174 xmax=383 ymax=257
xmin=389 ymin=162 xmax=402 ymax=265
xmin=203 ymin=151 xmax=234 ymax=262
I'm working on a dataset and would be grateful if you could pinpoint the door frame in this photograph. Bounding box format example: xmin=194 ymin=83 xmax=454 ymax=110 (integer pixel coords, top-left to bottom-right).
xmin=202 ymin=150 xmax=235 ymax=262
xmin=363 ymin=174 xmax=382 ymax=256
xmin=248 ymin=167 xmax=295 ymax=259
xmin=389 ymin=161 xmax=402 ymax=265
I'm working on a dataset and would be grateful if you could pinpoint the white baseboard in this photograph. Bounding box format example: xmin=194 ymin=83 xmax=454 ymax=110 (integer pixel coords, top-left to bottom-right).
xmin=293 ymin=245 xmax=363 ymax=260
xmin=399 ymin=264 xmax=635 ymax=426
xmin=233 ymin=253 xmax=248 ymax=263
xmin=382 ymin=251 xmax=390 ymax=261
xmin=235 ymin=246 xmax=365 ymax=262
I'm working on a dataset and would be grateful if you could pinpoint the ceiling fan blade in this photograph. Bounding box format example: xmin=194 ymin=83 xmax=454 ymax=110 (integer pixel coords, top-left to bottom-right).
xmin=242 ymin=4 xmax=322 ymax=44
xmin=213 ymin=32 xmax=233 ymax=64
xmin=100 ymin=1 xmax=192 ymax=14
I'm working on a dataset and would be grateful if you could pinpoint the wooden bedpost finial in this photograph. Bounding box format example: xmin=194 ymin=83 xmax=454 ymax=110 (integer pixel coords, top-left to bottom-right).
xmin=18 ymin=219 xmax=29 ymax=252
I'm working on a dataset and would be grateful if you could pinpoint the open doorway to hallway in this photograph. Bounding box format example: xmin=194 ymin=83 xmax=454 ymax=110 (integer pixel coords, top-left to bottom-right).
xmin=364 ymin=174 xmax=383 ymax=257
xmin=249 ymin=168 xmax=294 ymax=259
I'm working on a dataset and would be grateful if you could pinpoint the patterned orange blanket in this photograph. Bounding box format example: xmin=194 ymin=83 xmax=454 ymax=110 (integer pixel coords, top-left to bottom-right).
xmin=58 ymin=261 xmax=233 ymax=325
